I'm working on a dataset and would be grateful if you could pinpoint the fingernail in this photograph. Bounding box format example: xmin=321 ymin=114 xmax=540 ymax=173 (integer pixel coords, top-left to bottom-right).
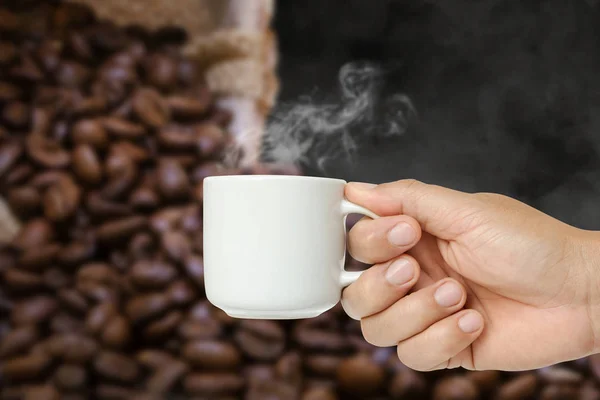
xmin=434 ymin=282 xmax=463 ymax=307
xmin=388 ymin=223 xmax=416 ymax=246
xmin=385 ymin=258 xmax=414 ymax=286
xmin=348 ymin=182 xmax=376 ymax=190
xmin=458 ymin=312 xmax=483 ymax=333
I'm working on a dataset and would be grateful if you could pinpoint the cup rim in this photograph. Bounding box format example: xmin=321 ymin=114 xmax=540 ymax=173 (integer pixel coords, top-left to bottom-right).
xmin=204 ymin=175 xmax=347 ymax=184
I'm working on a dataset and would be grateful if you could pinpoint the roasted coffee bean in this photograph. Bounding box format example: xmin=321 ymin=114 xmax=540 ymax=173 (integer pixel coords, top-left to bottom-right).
xmin=302 ymin=387 xmax=338 ymax=400
xmin=136 ymin=349 xmax=175 ymax=370
xmin=56 ymin=61 xmax=91 ymax=87
xmin=51 ymin=311 xmax=86 ymax=333
xmin=336 ymin=353 xmax=385 ymax=396
xmin=26 ymin=136 xmax=70 ymax=169
xmin=58 ymin=239 xmax=96 ymax=267
xmin=167 ymin=95 xmax=209 ymax=119
xmin=245 ymin=364 xmax=276 ymax=386
xmin=67 ymin=31 xmax=94 ymax=61
xmin=43 ymin=176 xmax=81 ymax=221
xmin=537 ymin=366 xmax=583 ymax=385
xmin=102 ymin=160 xmax=138 ymax=199
xmin=161 ymin=230 xmax=192 ymax=262
xmin=129 ymin=259 xmax=178 ymax=288
xmin=183 ymin=255 xmax=205 ymax=287
xmin=589 ymin=354 xmax=600 ymax=380
xmin=129 ymin=186 xmax=160 ymax=209
xmin=103 ymin=116 xmax=146 ymax=139
xmin=195 ymin=123 xmax=226 ymax=158
xmin=96 ymin=216 xmax=147 ymax=243
xmin=72 ymin=95 xmax=108 ymax=117
xmin=125 ymin=292 xmax=170 ymax=324
xmin=86 ymin=191 xmax=133 ymax=217
xmin=294 ymin=328 xmax=348 ymax=353
xmin=540 ymin=384 xmax=579 ymax=400
xmin=36 ymin=40 xmax=62 ymax=73
xmin=305 ymin=354 xmax=343 ymax=377
xmin=580 ymin=380 xmax=600 ymax=400
xmin=246 ymin=380 xmax=299 ymax=400
xmin=23 ymin=385 xmax=60 ymax=400
xmin=72 ymin=144 xmax=103 ymax=184
xmin=77 ymin=262 xmax=119 ymax=284
xmin=11 ymin=295 xmax=58 ymax=325
xmin=19 ymin=243 xmax=61 ymax=270
xmin=389 ymin=368 xmax=427 ymax=399
xmin=158 ymin=125 xmax=196 ymax=149
xmin=96 ymin=384 xmax=140 ymax=400
xmin=101 ymin=315 xmax=131 ymax=349
xmin=0 ymin=42 xmax=17 ymax=65
xmin=143 ymin=310 xmax=183 ymax=340
xmin=31 ymin=106 xmax=55 ymax=135
xmin=495 ymin=374 xmax=538 ymax=400
xmin=76 ymin=281 xmax=118 ymax=303
xmin=0 ymin=353 xmax=52 ymax=381
xmin=5 ymin=163 xmax=34 ymax=185
xmin=149 ymin=207 xmax=185 ymax=233
xmin=146 ymin=360 xmax=188 ymax=394
xmin=43 ymin=267 xmax=71 ymax=290
xmin=433 ymin=376 xmax=479 ymax=400
xmin=10 ymin=56 xmax=44 ymax=83
xmin=235 ymin=320 xmax=286 ymax=361
xmin=112 ymin=140 xmax=150 ymax=162
xmin=166 ymin=279 xmax=196 ymax=305
xmin=0 ymin=141 xmax=23 ymax=178
xmin=85 ymin=302 xmax=118 ymax=335
xmin=0 ymin=325 xmax=39 ymax=359
xmin=47 ymin=333 xmax=98 ymax=363
xmin=58 ymin=288 xmax=90 ymax=314
xmin=72 ymin=119 xmax=109 ymax=148
xmin=157 ymin=159 xmax=190 ymax=199
xmin=182 ymin=340 xmax=241 ymax=370
xmin=133 ymin=87 xmax=170 ymax=128
xmin=466 ymin=370 xmax=500 ymax=393
xmin=8 ymin=186 xmax=41 ymax=216
xmin=144 ymin=53 xmax=178 ymax=90
xmin=184 ymin=373 xmax=244 ymax=396
xmin=11 ymin=219 xmax=53 ymax=250
xmin=275 ymin=352 xmax=303 ymax=388
xmin=54 ymin=364 xmax=87 ymax=390
xmin=3 ymin=101 xmax=30 ymax=129
xmin=127 ymin=232 xmax=155 ymax=258
xmin=178 ymin=318 xmax=223 ymax=340
xmin=94 ymin=351 xmax=140 ymax=383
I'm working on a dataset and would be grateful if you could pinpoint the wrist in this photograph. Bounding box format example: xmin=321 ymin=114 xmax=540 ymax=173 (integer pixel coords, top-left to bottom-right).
xmin=573 ymin=228 xmax=600 ymax=354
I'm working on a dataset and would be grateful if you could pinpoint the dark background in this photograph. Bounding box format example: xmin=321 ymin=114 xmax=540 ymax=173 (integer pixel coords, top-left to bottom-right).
xmin=272 ymin=0 xmax=600 ymax=229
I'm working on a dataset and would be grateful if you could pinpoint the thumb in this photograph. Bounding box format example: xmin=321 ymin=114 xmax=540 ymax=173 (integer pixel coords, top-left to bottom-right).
xmin=345 ymin=180 xmax=478 ymax=240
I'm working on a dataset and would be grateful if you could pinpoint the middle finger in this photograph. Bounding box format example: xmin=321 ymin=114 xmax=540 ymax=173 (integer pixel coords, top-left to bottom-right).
xmin=361 ymin=278 xmax=467 ymax=347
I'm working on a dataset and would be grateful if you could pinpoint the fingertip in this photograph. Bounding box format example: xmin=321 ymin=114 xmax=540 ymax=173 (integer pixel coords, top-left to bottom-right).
xmin=457 ymin=310 xmax=484 ymax=334
xmin=385 ymin=255 xmax=420 ymax=288
xmin=346 ymin=182 xmax=377 ymax=192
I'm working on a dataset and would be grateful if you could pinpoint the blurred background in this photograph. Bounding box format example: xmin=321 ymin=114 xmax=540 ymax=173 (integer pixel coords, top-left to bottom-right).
xmin=273 ymin=0 xmax=600 ymax=230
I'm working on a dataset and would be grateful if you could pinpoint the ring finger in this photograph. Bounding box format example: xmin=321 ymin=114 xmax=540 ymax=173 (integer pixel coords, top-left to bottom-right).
xmin=360 ymin=278 xmax=467 ymax=347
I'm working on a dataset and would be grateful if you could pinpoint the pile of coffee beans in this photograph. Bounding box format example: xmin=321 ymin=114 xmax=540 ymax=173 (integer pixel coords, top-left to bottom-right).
xmin=1 ymin=2 xmax=600 ymax=399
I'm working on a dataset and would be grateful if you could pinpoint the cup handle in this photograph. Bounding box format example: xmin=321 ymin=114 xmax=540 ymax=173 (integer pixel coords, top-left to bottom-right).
xmin=339 ymin=199 xmax=380 ymax=287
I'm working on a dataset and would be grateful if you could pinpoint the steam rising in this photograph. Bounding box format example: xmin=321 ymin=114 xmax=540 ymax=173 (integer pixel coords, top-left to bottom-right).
xmin=262 ymin=62 xmax=416 ymax=172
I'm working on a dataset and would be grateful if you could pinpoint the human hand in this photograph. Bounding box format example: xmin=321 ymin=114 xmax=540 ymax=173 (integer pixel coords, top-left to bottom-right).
xmin=341 ymin=179 xmax=600 ymax=371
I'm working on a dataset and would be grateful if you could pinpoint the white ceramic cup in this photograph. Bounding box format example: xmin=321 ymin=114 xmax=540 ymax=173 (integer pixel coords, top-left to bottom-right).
xmin=203 ymin=175 xmax=379 ymax=319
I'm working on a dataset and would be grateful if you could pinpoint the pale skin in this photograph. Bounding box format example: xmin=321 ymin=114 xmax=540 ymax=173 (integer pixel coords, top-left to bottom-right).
xmin=341 ymin=179 xmax=600 ymax=372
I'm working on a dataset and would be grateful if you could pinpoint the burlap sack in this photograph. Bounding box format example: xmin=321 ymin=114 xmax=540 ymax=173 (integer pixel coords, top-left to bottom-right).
xmin=69 ymin=0 xmax=278 ymax=165
xmin=0 ymin=0 xmax=278 ymax=242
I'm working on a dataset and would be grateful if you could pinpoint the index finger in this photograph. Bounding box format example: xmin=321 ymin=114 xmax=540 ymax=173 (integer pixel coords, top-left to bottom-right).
xmin=345 ymin=180 xmax=478 ymax=240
